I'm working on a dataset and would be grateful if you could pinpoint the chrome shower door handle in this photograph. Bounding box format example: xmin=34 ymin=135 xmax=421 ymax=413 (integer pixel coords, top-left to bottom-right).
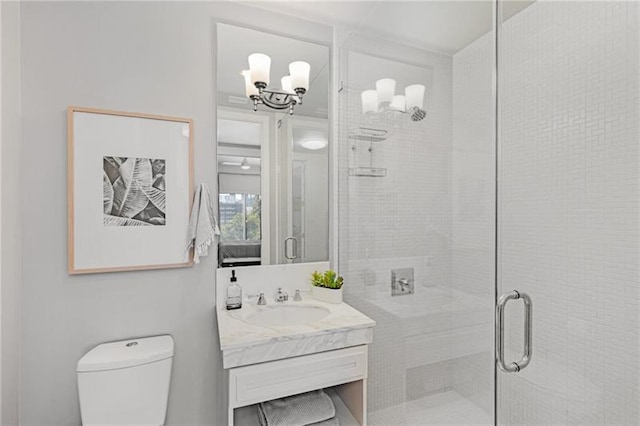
xmin=284 ymin=237 xmax=298 ymax=260
xmin=496 ymin=290 xmax=532 ymax=373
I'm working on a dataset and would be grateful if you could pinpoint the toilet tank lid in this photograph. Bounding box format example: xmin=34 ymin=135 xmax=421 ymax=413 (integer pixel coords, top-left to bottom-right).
xmin=77 ymin=335 xmax=174 ymax=372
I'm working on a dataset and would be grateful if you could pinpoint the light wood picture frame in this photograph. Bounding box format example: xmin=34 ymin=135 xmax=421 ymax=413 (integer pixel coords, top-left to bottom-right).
xmin=67 ymin=106 xmax=194 ymax=274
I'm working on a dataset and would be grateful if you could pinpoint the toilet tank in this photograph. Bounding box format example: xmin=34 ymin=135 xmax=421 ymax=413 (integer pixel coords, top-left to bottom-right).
xmin=77 ymin=335 xmax=174 ymax=426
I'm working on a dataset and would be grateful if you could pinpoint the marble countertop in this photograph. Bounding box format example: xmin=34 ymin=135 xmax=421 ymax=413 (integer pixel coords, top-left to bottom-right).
xmin=216 ymin=298 xmax=375 ymax=352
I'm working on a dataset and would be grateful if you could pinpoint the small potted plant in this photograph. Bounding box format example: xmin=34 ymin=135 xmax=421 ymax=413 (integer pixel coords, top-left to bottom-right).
xmin=311 ymin=270 xmax=344 ymax=304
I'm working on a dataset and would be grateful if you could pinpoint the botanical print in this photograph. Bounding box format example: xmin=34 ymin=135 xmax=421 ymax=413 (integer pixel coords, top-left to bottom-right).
xmin=103 ymin=156 xmax=166 ymax=226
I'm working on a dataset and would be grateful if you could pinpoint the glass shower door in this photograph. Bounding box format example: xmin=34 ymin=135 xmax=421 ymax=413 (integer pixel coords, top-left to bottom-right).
xmin=336 ymin=2 xmax=498 ymax=424
xmin=496 ymin=1 xmax=640 ymax=424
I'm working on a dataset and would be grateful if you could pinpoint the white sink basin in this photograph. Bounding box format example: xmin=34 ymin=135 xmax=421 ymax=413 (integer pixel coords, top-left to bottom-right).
xmin=246 ymin=304 xmax=330 ymax=327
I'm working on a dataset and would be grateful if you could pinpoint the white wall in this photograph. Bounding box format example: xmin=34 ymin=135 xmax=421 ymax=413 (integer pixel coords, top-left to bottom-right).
xmin=18 ymin=2 xmax=331 ymax=424
xmin=1 ymin=1 xmax=22 ymax=424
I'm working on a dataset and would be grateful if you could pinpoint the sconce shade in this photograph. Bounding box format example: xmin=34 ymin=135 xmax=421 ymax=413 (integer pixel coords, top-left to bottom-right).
xmin=242 ymin=70 xmax=259 ymax=98
xmin=281 ymin=76 xmax=293 ymax=93
xmin=361 ymin=90 xmax=378 ymax=114
xmin=405 ymin=84 xmax=425 ymax=109
xmin=289 ymin=61 xmax=310 ymax=91
xmin=248 ymin=53 xmax=271 ymax=86
xmin=376 ymin=78 xmax=396 ymax=104
xmin=389 ymin=95 xmax=406 ymax=111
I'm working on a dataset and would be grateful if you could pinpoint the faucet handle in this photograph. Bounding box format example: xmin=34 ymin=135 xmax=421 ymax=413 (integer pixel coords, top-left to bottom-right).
xmin=293 ymin=289 xmax=302 ymax=301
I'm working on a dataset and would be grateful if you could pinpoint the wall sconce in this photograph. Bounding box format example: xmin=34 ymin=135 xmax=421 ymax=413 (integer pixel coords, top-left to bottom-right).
xmin=242 ymin=53 xmax=310 ymax=115
xmin=361 ymin=79 xmax=426 ymax=121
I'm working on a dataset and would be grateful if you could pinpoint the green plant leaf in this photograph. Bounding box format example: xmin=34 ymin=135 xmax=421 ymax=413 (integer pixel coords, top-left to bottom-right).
xmin=310 ymin=269 xmax=344 ymax=289
xmin=311 ymin=271 xmax=323 ymax=287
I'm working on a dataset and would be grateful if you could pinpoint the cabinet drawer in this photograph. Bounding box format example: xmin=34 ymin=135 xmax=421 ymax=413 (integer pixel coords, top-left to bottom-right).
xmin=229 ymin=345 xmax=368 ymax=408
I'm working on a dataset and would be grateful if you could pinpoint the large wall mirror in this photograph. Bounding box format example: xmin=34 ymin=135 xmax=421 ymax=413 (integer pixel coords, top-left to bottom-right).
xmin=216 ymin=23 xmax=330 ymax=268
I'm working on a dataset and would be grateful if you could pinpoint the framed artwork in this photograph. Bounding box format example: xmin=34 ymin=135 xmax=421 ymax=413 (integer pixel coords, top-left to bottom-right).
xmin=67 ymin=106 xmax=194 ymax=274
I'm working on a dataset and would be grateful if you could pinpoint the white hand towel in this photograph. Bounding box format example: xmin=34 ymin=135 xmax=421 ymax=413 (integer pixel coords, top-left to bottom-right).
xmin=186 ymin=183 xmax=220 ymax=264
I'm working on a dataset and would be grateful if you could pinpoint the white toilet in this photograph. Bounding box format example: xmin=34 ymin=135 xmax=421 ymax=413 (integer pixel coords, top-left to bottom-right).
xmin=77 ymin=335 xmax=174 ymax=425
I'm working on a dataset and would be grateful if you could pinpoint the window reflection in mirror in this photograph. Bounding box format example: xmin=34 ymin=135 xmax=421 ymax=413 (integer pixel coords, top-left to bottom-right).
xmin=216 ymin=23 xmax=330 ymax=268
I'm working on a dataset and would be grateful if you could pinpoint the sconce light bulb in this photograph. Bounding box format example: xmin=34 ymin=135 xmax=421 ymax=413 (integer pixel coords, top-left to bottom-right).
xmin=376 ymin=78 xmax=396 ymax=105
xmin=405 ymin=84 xmax=425 ymax=110
xmin=281 ymin=76 xmax=293 ymax=94
xmin=289 ymin=61 xmax=310 ymax=91
xmin=361 ymin=90 xmax=378 ymax=114
xmin=389 ymin=95 xmax=406 ymax=112
xmin=242 ymin=70 xmax=259 ymax=98
xmin=248 ymin=53 xmax=271 ymax=87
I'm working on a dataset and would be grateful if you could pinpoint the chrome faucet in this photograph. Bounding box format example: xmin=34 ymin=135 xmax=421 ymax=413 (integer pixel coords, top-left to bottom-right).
xmin=275 ymin=288 xmax=289 ymax=302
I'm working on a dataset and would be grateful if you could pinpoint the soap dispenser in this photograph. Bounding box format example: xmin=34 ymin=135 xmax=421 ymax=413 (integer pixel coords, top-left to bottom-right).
xmin=226 ymin=270 xmax=242 ymax=310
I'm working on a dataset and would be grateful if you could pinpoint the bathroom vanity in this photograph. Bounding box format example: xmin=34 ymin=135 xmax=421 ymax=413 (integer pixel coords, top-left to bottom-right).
xmin=216 ymin=263 xmax=375 ymax=426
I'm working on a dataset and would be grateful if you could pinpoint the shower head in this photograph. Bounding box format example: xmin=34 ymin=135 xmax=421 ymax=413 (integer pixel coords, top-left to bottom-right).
xmin=410 ymin=107 xmax=426 ymax=121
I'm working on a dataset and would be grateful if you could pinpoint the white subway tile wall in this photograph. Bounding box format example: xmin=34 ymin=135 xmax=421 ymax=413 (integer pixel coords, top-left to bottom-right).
xmin=337 ymin=0 xmax=639 ymax=424
xmin=451 ymin=25 xmax=496 ymax=417
xmin=497 ymin=1 xmax=639 ymax=424
xmin=337 ymin=32 xmax=497 ymax=418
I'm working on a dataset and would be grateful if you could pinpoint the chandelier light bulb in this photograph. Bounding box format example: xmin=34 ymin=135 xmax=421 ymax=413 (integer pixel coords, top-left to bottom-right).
xmin=405 ymin=84 xmax=426 ymax=110
xmin=361 ymin=90 xmax=378 ymax=114
xmin=242 ymin=70 xmax=259 ymax=98
xmin=289 ymin=61 xmax=310 ymax=91
xmin=248 ymin=53 xmax=271 ymax=87
xmin=281 ymin=76 xmax=293 ymax=94
xmin=376 ymin=78 xmax=396 ymax=105
xmin=389 ymin=95 xmax=406 ymax=112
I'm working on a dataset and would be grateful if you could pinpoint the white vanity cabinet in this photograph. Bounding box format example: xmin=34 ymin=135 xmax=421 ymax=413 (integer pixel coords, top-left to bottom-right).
xmin=226 ymin=345 xmax=369 ymax=426
xmin=215 ymin=265 xmax=375 ymax=426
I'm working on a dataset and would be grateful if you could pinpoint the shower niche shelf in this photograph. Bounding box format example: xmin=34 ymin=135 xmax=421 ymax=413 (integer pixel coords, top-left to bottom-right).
xmin=348 ymin=167 xmax=387 ymax=177
xmin=348 ymin=127 xmax=388 ymax=177
xmin=348 ymin=127 xmax=388 ymax=142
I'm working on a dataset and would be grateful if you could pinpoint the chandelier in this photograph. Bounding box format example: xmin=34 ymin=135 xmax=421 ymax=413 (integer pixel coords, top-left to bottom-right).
xmin=361 ymin=79 xmax=426 ymax=121
xmin=241 ymin=53 xmax=310 ymax=116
